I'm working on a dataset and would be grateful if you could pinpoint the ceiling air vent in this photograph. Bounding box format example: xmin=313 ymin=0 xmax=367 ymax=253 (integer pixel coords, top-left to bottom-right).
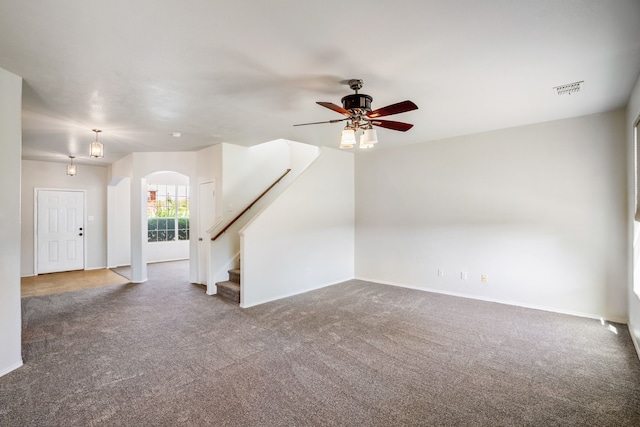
xmin=553 ymin=81 xmax=584 ymax=96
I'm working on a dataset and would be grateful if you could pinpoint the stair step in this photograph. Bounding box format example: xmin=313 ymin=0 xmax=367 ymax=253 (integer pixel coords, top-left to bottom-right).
xmin=216 ymin=280 xmax=240 ymax=303
xmin=228 ymin=268 xmax=241 ymax=283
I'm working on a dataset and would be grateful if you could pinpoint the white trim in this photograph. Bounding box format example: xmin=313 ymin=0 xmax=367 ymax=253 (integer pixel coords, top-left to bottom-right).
xmin=239 ymin=278 xmax=344 ymax=309
xmin=34 ymin=188 xmax=87 ymax=275
xmin=33 ymin=187 xmax=37 ymax=275
xmin=148 ymin=257 xmax=189 ymax=264
xmin=354 ymin=276 xmax=628 ymax=324
xmin=206 ymin=284 xmax=217 ymax=296
xmin=634 ymin=114 xmax=640 ymax=300
xmin=197 ymin=179 xmax=216 ymax=286
xmin=631 ymin=328 xmax=640 ymax=362
xmin=0 ymin=360 xmax=23 ymax=378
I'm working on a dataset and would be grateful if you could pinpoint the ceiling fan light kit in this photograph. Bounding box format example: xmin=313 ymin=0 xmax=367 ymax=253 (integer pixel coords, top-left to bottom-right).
xmin=340 ymin=129 xmax=356 ymax=149
xmin=361 ymin=128 xmax=378 ymax=146
xmin=295 ymin=79 xmax=418 ymax=149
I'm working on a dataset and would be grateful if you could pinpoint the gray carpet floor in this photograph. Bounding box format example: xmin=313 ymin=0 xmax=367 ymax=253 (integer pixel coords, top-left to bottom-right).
xmin=2 ymin=261 xmax=640 ymax=426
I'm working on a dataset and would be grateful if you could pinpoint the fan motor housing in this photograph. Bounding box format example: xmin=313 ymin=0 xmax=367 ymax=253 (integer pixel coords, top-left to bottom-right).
xmin=341 ymin=94 xmax=372 ymax=112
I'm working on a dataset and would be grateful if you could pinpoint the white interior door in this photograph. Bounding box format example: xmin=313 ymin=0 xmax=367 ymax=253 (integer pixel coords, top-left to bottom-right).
xmin=198 ymin=181 xmax=215 ymax=284
xmin=37 ymin=190 xmax=85 ymax=274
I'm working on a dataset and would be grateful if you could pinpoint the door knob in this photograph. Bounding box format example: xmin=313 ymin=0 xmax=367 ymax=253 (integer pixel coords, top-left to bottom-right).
xmin=79 ymin=233 xmax=83 ymax=236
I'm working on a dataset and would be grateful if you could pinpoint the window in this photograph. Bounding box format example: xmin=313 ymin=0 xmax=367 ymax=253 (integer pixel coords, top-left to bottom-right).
xmin=147 ymin=184 xmax=190 ymax=242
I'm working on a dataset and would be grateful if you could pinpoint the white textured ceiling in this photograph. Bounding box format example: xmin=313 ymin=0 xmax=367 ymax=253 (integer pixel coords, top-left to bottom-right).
xmin=1 ymin=0 xmax=640 ymax=166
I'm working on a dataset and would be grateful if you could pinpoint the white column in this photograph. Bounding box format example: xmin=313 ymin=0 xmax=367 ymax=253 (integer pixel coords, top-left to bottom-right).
xmin=130 ymin=175 xmax=148 ymax=283
xmin=0 ymin=67 xmax=23 ymax=377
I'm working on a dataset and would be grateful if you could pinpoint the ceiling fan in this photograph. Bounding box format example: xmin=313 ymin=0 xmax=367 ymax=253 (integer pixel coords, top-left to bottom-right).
xmin=294 ymin=79 xmax=418 ymax=149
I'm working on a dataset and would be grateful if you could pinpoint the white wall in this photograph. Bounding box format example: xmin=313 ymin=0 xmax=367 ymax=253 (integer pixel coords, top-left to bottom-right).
xmin=107 ymin=176 xmax=130 ymax=267
xmin=196 ymin=144 xmax=222 ymax=227
xmin=108 ymin=155 xmax=133 ymax=269
xmin=147 ymin=240 xmax=189 ymax=264
xmin=217 ymin=140 xmax=318 ymax=227
xmin=147 ymin=171 xmax=189 ymax=186
xmin=109 ymin=153 xmax=132 ymax=182
xmin=0 ymin=67 xmax=23 ymax=377
xmin=356 ymin=110 xmax=628 ymax=321
xmin=240 ymin=147 xmax=354 ymax=307
xmin=289 ymin=139 xmax=320 ymax=176
xmin=21 ymin=160 xmax=109 ymax=276
xmin=220 ymin=140 xmax=292 ymax=223
xmin=627 ymin=72 xmax=640 ymax=357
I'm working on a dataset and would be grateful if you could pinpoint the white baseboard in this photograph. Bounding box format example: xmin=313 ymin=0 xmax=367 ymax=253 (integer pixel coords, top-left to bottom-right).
xmin=630 ymin=326 xmax=640 ymax=362
xmin=84 ymin=266 xmax=108 ymax=271
xmin=240 ymin=278 xmax=347 ymax=309
xmin=148 ymin=258 xmax=189 ymax=264
xmin=354 ymin=276 xmax=628 ymax=324
xmin=0 ymin=359 xmax=23 ymax=378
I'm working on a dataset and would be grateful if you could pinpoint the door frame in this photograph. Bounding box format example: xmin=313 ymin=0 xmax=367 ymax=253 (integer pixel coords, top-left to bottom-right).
xmin=34 ymin=188 xmax=88 ymax=276
xmin=197 ymin=180 xmax=216 ymax=285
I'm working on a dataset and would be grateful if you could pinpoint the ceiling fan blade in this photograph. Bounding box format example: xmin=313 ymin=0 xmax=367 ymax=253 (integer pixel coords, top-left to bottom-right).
xmin=370 ymin=119 xmax=414 ymax=132
xmin=293 ymin=118 xmax=349 ymax=127
xmin=317 ymin=101 xmax=352 ymax=117
xmin=367 ymin=100 xmax=418 ymax=119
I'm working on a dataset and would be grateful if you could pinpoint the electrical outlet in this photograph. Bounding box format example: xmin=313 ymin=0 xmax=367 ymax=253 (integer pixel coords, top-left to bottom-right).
xmin=437 ymin=269 xmax=444 ymax=277
xmin=481 ymin=274 xmax=488 ymax=283
xmin=461 ymin=272 xmax=468 ymax=280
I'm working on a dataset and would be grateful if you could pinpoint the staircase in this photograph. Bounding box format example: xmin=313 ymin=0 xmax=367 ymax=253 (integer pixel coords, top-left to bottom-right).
xmin=210 ymin=170 xmax=292 ymax=304
xmin=216 ymin=268 xmax=240 ymax=303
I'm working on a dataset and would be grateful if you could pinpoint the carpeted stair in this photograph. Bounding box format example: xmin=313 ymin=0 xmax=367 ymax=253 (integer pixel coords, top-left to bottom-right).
xmin=216 ymin=268 xmax=240 ymax=303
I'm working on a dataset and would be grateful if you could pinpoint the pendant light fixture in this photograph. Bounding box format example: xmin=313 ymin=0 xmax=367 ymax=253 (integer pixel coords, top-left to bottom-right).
xmin=66 ymin=156 xmax=77 ymax=176
xmin=89 ymin=128 xmax=104 ymax=158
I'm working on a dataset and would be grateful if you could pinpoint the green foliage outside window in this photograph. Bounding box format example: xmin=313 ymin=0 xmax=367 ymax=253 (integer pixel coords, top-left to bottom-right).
xmin=147 ymin=184 xmax=189 ymax=242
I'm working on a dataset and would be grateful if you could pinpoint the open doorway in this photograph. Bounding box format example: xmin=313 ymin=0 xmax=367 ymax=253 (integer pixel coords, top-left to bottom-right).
xmin=145 ymin=172 xmax=190 ymax=264
xmin=129 ymin=171 xmax=191 ymax=282
xmin=108 ymin=171 xmax=191 ymax=283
